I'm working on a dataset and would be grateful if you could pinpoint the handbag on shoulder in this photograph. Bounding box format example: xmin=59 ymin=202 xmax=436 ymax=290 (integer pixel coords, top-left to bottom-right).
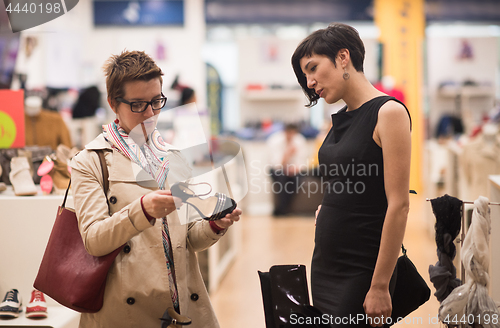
xmin=34 ymin=150 xmax=124 ymax=313
xmin=390 ymin=245 xmax=431 ymax=325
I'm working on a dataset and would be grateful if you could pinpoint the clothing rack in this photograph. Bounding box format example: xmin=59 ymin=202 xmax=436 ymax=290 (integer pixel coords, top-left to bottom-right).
xmin=426 ymin=197 xmax=500 ymax=328
xmin=425 ymin=198 xmax=500 ymax=205
xmin=426 ymin=198 xmax=500 ymax=278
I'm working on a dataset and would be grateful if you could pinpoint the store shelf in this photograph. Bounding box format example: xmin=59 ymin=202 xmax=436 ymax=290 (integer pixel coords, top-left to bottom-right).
xmin=0 ymin=186 xmax=65 ymax=199
xmin=490 ymin=175 xmax=500 ymax=191
xmin=438 ymin=85 xmax=495 ymax=97
xmin=242 ymin=89 xmax=305 ymax=101
xmin=434 ymin=84 xmax=496 ymax=136
xmin=239 ymin=88 xmax=309 ymax=125
xmin=0 ymin=307 xmax=79 ymax=327
xmin=490 ymin=175 xmax=500 ymax=302
xmin=0 ymin=187 xmax=73 ymax=310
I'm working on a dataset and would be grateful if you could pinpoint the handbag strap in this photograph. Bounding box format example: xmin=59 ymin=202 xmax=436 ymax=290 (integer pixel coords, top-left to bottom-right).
xmin=61 ymin=150 xmax=110 ymax=213
xmin=400 ymin=190 xmax=415 ymax=256
xmin=95 ymin=150 xmax=109 ymax=196
xmin=62 ymin=180 xmax=72 ymax=208
xmin=95 ymin=150 xmax=111 ymax=214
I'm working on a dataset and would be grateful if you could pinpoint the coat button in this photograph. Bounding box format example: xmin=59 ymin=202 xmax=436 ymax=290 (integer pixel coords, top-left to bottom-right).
xmin=190 ymin=293 xmax=199 ymax=301
xmin=126 ymin=297 xmax=135 ymax=305
xmin=109 ymin=196 xmax=117 ymax=204
xmin=123 ymin=245 xmax=131 ymax=253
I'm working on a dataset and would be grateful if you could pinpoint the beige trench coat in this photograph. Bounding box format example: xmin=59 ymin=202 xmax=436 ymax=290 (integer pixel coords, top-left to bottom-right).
xmin=70 ymin=134 xmax=224 ymax=328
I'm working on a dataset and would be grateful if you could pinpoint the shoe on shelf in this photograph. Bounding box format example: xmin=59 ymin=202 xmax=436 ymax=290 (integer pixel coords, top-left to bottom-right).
xmin=56 ymin=144 xmax=71 ymax=165
xmin=170 ymin=182 xmax=237 ymax=221
xmin=0 ymin=289 xmax=22 ymax=319
xmin=9 ymin=156 xmax=37 ymax=196
xmin=50 ymin=160 xmax=71 ymax=194
xmin=55 ymin=144 xmax=79 ymax=167
xmin=26 ymin=289 xmax=47 ymax=319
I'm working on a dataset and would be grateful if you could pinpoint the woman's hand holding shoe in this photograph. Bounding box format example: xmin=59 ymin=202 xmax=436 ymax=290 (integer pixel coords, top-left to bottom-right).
xmin=142 ymin=190 xmax=182 ymax=218
xmin=213 ymin=208 xmax=242 ymax=230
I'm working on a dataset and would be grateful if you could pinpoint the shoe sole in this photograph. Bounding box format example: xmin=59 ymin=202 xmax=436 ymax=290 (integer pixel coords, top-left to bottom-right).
xmin=14 ymin=191 xmax=38 ymax=196
xmin=0 ymin=311 xmax=20 ymax=319
xmin=26 ymin=311 xmax=48 ymax=319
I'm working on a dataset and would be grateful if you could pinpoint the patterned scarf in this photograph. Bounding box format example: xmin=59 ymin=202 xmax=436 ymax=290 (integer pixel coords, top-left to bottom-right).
xmin=102 ymin=120 xmax=179 ymax=311
xmin=102 ymin=121 xmax=170 ymax=189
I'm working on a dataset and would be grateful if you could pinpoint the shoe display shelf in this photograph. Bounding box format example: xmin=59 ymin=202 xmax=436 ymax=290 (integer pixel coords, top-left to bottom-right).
xmin=0 ymin=186 xmax=80 ymax=327
xmin=0 ymin=307 xmax=79 ymax=327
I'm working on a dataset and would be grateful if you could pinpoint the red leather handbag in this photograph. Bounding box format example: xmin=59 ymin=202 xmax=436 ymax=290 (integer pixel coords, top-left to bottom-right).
xmin=34 ymin=150 xmax=124 ymax=313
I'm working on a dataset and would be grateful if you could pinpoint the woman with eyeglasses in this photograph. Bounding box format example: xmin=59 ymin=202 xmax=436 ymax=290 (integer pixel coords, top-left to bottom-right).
xmin=70 ymin=50 xmax=241 ymax=328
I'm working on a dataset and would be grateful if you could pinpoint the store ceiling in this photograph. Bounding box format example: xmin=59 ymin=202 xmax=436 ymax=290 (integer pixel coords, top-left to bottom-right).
xmin=205 ymin=0 xmax=500 ymax=24
xmin=205 ymin=0 xmax=373 ymax=24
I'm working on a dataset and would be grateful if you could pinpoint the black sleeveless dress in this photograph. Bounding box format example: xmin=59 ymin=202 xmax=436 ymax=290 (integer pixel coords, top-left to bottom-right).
xmin=311 ymin=96 xmax=410 ymax=327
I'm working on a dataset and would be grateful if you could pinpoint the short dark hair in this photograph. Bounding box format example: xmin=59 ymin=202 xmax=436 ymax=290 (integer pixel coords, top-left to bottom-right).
xmin=103 ymin=50 xmax=163 ymax=107
xmin=291 ymin=23 xmax=365 ymax=107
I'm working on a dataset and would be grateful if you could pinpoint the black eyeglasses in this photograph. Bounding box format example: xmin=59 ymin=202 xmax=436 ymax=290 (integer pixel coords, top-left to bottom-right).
xmin=115 ymin=94 xmax=167 ymax=113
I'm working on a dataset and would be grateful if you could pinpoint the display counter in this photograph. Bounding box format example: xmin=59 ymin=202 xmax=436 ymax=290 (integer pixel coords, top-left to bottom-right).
xmin=0 ymin=307 xmax=79 ymax=327
xmin=0 ymin=186 xmax=79 ymax=327
xmin=488 ymin=175 xmax=500 ymax=301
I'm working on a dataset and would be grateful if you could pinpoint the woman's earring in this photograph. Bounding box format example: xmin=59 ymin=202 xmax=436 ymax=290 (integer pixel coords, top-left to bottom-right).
xmin=114 ymin=118 xmax=119 ymax=124
xmin=343 ymin=68 xmax=350 ymax=80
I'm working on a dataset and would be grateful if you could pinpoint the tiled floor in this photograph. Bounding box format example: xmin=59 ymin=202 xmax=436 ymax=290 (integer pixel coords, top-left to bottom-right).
xmin=211 ymin=195 xmax=443 ymax=327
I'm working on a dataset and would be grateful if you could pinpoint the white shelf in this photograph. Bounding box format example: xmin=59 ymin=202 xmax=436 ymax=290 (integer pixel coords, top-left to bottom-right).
xmin=242 ymin=89 xmax=305 ymax=101
xmin=489 ymin=176 xmax=500 ymax=303
xmin=239 ymin=88 xmax=309 ymax=125
xmin=490 ymin=175 xmax=500 ymax=190
xmin=438 ymin=85 xmax=495 ymax=97
xmin=0 ymin=187 xmax=74 ymax=311
xmin=0 ymin=306 xmax=79 ymax=327
xmin=434 ymin=85 xmax=496 ymax=136
xmin=0 ymin=185 xmax=68 ymax=200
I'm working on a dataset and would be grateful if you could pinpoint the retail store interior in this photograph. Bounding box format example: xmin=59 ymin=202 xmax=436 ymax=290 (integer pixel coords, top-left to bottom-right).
xmin=1 ymin=0 xmax=500 ymax=327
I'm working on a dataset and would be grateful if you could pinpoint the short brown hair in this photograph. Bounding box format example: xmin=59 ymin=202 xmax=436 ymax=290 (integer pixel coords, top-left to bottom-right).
xmin=103 ymin=50 xmax=163 ymax=107
xmin=291 ymin=23 xmax=365 ymax=107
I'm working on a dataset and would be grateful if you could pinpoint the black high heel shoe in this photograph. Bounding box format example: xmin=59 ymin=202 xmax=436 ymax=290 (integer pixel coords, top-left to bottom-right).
xmin=170 ymin=182 xmax=237 ymax=221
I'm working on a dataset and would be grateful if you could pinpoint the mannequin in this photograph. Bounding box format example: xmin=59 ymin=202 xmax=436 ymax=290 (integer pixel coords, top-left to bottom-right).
xmin=374 ymin=75 xmax=405 ymax=103
xmin=24 ymin=96 xmax=42 ymax=116
xmin=24 ymin=96 xmax=72 ymax=150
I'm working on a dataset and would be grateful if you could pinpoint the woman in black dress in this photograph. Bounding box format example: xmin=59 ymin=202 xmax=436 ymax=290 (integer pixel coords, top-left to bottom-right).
xmin=291 ymin=24 xmax=412 ymax=327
